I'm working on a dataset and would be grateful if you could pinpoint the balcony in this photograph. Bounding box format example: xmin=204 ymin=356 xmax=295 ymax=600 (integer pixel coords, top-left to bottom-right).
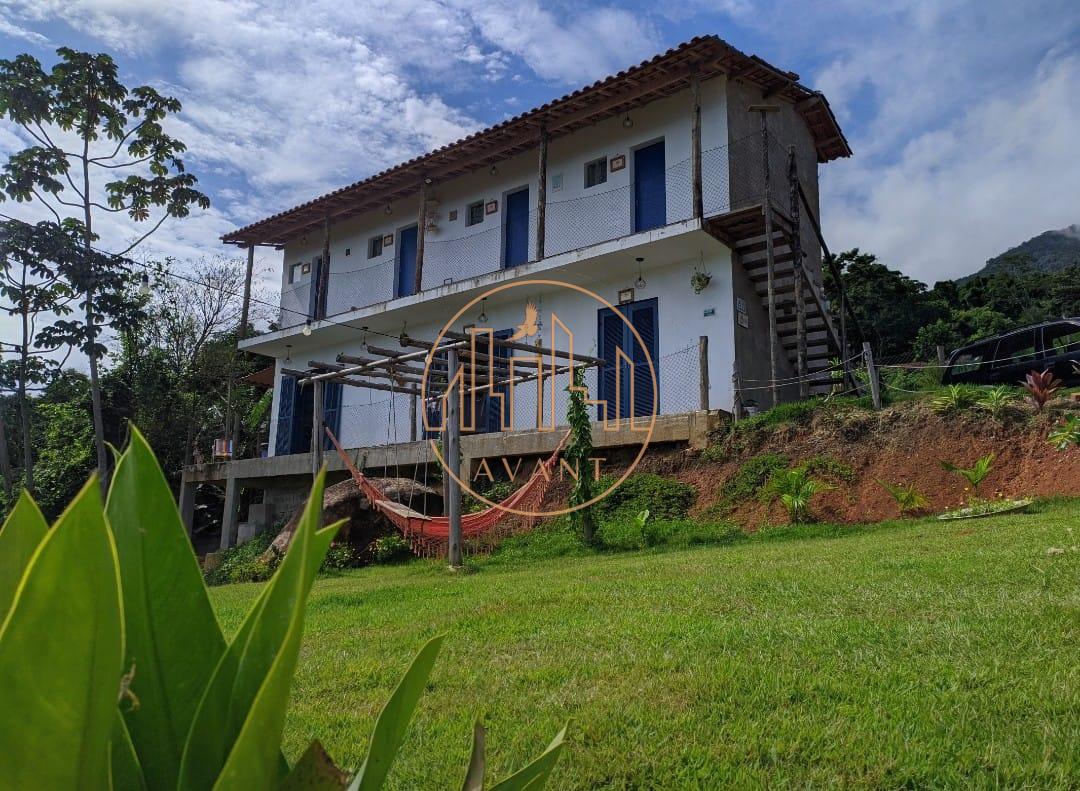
xmin=276 ymin=133 xmax=793 ymax=330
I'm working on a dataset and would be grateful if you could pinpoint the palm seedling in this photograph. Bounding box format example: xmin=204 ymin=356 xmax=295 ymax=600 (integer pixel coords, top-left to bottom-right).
xmin=761 ymin=467 xmax=831 ymax=523
xmin=940 ymin=452 xmax=995 ymax=495
xmin=877 ymin=481 xmax=930 ymax=515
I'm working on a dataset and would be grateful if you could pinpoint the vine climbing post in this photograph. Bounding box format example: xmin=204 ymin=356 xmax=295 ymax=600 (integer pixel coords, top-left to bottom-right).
xmin=446 ymin=347 xmax=463 ymax=568
xmin=566 ymin=366 xmax=597 ymax=544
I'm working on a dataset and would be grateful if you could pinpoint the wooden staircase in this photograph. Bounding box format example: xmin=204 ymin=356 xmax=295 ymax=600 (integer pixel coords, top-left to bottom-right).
xmin=708 ymin=204 xmax=845 ymax=396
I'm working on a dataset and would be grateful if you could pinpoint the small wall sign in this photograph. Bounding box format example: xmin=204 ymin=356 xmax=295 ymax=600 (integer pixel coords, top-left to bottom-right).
xmin=301 ymin=262 xmax=311 ymax=274
xmin=485 ymin=199 xmax=498 ymax=215
xmin=737 ymin=311 xmax=749 ymax=329
xmin=609 ymin=154 xmax=626 ymax=172
xmin=448 ymin=209 xmax=458 ymax=221
xmin=618 ymin=287 xmax=635 ymax=304
xmin=551 ymin=173 xmax=564 ymax=192
xmin=383 ymin=234 xmax=394 ymax=246
xmin=736 ymin=297 xmax=746 ymax=312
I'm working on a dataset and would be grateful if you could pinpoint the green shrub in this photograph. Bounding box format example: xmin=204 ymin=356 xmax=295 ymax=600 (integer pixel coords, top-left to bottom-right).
xmin=877 ymin=480 xmax=930 ymax=515
xmin=798 ymin=455 xmax=855 ymax=484
xmin=371 ymin=532 xmax=412 ymax=564
xmin=713 ymin=453 xmax=790 ymax=513
xmin=977 ymin=385 xmax=1019 ymax=420
xmin=463 ymin=479 xmax=518 ymax=513
xmin=0 ymin=427 xmax=565 ymax=789
xmin=761 ymin=467 xmax=832 ymax=523
xmin=597 ymin=514 xmax=745 ymax=551
xmin=931 ymin=384 xmax=982 ymax=414
xmin=489 ymin=518 xmax=589 ymax=564
xmin=1048 ymin=415 xmax=1080 ymax=450
xmin=594 ymin=472 xmax=696 ymax=522
xmin=204 ymin=530 xmax=276 ymax=586
xmin=321 ymin=541 xmax=358 ymax=571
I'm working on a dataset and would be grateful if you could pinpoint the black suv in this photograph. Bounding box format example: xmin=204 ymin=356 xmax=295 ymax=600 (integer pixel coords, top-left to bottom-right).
xmin=942 ymin=318 xmax=1080 ymax=386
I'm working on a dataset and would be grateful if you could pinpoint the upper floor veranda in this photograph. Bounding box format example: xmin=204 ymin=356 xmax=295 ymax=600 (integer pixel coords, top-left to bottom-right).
xmin=223 ymin=36 xmax=849 ymax=341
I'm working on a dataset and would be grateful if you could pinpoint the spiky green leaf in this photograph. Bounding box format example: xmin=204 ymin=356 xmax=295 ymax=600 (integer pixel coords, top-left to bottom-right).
xmin=488 ymin=727 xmax=567 ymax=791
xmin=0 ymin=477 xmax=124 ymax=789
xmin=105 ymin=426 xmax=227 ymax=789
xmin=0 ymin=490 xmax=48 ymax=617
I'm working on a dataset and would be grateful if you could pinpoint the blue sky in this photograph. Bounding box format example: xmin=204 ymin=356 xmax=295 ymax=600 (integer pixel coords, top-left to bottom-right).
xmin=1 ymin=0 xmax=1078 ymax=294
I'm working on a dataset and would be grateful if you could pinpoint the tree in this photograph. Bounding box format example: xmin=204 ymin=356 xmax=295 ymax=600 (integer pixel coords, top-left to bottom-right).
xmin=565 ymin=366 xmax=597 ymax=543
xmin=0 ymin=48 xmax=210 ymax=490
xmin=0 ymin=219 xmax=81 ymax=494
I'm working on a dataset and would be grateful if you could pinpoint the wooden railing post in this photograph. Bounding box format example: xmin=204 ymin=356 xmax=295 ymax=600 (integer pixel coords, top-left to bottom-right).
xmin=446 ymin=348 xmax=463 ymax=568
xmin=311 ymin=378 xmax=325 ymax=477
xmin=414 ymin=179 xmax=428 ymax=294
xmin=863 ymin=342 xmax=881 ymax=410
xmin=536 ymin=128 xmax=548 ymax=260
xmin=758 ymin=110 xmax=780 ymax=407
xmin=698 ymin=335 xmax=710 ymax=410
xmin=690 ymin=70 xmax=703 ymax=219
xmin=788 ymin=146 xmax=808 ymax=398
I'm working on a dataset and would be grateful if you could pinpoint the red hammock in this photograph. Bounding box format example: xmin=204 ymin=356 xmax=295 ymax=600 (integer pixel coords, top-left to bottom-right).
xmin=324 ymin=426 xmax=569 ymax=557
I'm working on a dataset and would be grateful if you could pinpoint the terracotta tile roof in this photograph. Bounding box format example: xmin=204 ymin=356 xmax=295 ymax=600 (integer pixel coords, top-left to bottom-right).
xmin=223 ymin=35 xmax=849 ymax=247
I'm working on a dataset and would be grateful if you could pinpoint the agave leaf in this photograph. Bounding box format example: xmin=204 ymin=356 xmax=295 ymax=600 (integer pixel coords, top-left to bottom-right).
xmin=348 ymin=633 xmax=447 ymax=791
xmin=177 ymin=471 xmax=339 ymax=791
xmin=111 ymin=711 xmax=148 ymax=791
xmin=106 ymin=426 xmax=228 ymax=790
xmin=461 ymin=719 xmax=486 ymax=791
xmin=488 ymin=726 xmax=567 ymax=791
xmin=279 ymin=741 xmax=350 ymax=790
xmin=0 ymin=490 xmax=48 ymax=618
xmin=0 ymin=477 xmax=124 ymax=790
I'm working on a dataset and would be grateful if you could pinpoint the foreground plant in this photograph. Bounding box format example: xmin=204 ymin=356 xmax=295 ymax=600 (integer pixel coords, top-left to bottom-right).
xmin=762 ymin=467 xmax=831 ymax=523
xmin=931 ymin=384 xmax=981 ymax=415
xmin=877 ymin=481 xmax=930 ymax=516
xmin=0 ymin=428 xmax=564 ymax=789
xmin=977 ymin=385 xmax=1018 ymax=420
xmin=941 ymin=452 xmax=995 ymax=494
xmin=1021 ymin=369 xmax=1062 ymax=412
xmin=1047 ymin=415 xmax=1080 ymax=451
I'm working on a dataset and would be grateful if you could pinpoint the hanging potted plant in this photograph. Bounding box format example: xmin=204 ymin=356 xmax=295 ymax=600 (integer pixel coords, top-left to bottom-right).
xmin=690 ymin=268 xmax=711 ymax=294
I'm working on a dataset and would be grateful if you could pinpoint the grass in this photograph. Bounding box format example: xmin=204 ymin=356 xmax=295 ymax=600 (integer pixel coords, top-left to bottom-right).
xmin=210 ymin=499 xmax=1080 ymax=788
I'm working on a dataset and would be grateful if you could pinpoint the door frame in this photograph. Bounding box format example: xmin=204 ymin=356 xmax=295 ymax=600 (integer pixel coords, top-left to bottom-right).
xmin=501 ymin=184 xmax=530 ymax=269
xmin=631 ymin=137 xmax=666 ymax=233
xmin=395 ymin=222 xmax=419 ymax=298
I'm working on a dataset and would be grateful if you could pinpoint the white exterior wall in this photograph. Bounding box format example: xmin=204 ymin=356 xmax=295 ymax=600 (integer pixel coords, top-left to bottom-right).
xmin=267 ymin=250 xmax=735 ymax=454
xmin=275 ymin=78 xmax=728 ymax=328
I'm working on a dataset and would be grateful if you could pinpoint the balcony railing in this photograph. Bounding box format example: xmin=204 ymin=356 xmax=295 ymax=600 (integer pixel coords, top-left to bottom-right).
xmin=277 ymin=134 xmax=785 ymax=329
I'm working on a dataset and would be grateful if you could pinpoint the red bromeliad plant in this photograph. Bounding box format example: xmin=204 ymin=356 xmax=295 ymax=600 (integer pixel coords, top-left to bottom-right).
xmin=1021 ymin=369 xmax=1062 ymax=411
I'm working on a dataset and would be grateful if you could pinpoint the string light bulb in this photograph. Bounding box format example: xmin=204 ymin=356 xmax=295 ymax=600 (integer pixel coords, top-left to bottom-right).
xmin=489 ymin=163 xmax=498 ymax=176
xmin=285 ymin=344 xmax=292 ymax=363
xmin=478 ymin=297 xmax=488 ymax=324
xmin=303 ymin=319 xmax=312 ymax=336
xmin=634 ymin=257 xmax=646 ymax=289
xmin=138 ymin=273 xmax=150 ymax=297
xmin=622 ymin=113 xmax=634 ymax=129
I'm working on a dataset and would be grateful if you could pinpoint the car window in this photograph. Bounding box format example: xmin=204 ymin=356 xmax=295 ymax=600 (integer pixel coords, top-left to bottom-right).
xmin=1043 ymin=322 xmax=1080 ymax=355
xmin=950 ymin=342 xmax=991 ymax=374
xmin=992 ymin=330 xmax=1037 ymax=368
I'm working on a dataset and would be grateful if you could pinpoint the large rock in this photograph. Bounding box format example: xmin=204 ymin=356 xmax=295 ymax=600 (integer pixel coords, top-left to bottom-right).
xmin=260 ymin=477 xmax=441 ymax=562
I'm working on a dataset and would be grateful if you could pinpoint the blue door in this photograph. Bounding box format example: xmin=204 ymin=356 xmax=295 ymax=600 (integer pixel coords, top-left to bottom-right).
xmin=274 ymin=377 xmax=342 ymax=455
xmin=322 ymin=382 xmax=343 ymax=449
xmin=503 ymin=187 xmax=529 ymax=268
xmin=596 ymin=298 xmax=659 ymax=421
xmin=397 ymin=225 xmax=418 ymax=298
xmin=274 ymin=374 xmax=296 ymax=455
xmin=634 ymin=141 xmax=666 ymax=232
xmin=479 ymin=329 xmax=512 ymax=432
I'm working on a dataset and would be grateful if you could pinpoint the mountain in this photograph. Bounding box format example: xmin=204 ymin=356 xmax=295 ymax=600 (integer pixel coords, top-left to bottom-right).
xmin=965 ymin=224 xmax=1080 ymax=279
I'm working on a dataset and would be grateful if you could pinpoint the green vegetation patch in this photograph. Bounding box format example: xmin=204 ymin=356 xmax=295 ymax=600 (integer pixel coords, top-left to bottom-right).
xmin=594 ymin=472 xmax=696 ymax=522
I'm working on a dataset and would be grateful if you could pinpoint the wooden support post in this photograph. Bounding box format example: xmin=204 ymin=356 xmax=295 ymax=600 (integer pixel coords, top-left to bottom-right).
xmin=731 ymin=361 xmax=743 ymax=421
xmin=863 ymin=342 xmax=881 ymax=410
xmin=760 ymin=113 xmax=780 ymax=407
xmin=936 ymin=345 xmax=947 ymax=368
xmin=230 ymin=243 xmax=256 ymax=456
xmin=220 ymin=476 xmax=240 ymax=550
xmin=690 ymin=70 xmax=703 ymax=219
xmin=311 ymin=378 xmax=325 ymax=477
xmin=788 ymin=146 xmax=808 ymax=398
xmin=445 ymin=348 xmax=463 ymax=568
xmin=317 ymin=213 xmax=331 ymax=319
xmin=698 ymin=335 xmax=710 ymax=411
xmin=414 ymin=179 xmax=428 ymax=294
xmin=536 ymin=128 xmax=548 ymax=260
xmin=179 ymin=475 xmax=196 ymax=540
xmin=410 ymin=394 xmax=418 ymax=442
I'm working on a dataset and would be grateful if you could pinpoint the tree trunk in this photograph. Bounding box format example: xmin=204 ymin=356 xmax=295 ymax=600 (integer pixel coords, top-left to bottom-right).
xmin=0 ymin=411 xmax=13 ymax=500
xmin=81 ymin=139 xmax=109 ymax=495
xmin=18 ymin=298 xmax=33 ymax=494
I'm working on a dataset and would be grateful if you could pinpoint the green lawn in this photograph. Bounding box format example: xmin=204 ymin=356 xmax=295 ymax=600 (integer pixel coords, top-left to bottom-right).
xmin=210 ymin=500 xmax=1080 ymax=789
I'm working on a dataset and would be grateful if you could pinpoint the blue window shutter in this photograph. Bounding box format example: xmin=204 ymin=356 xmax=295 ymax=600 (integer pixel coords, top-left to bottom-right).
xmin=629 ymin=299 xmax=659 ymax=418
xmin=597 ymin=308 xmax=624 ymax=421
xmin=322 ymin=382 xmax=343 ymax=449
xmin=274 ymin=374 xmax=296 ymax=456
xmin=481 ymin=330 xmax=512 ymax=432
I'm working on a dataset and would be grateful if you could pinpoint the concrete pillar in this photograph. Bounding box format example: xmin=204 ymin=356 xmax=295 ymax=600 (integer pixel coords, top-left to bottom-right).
xmin=220 ymin=476 xmax=240 ymax=550
xmin=179 ymin=476 xmax=196 ymax=539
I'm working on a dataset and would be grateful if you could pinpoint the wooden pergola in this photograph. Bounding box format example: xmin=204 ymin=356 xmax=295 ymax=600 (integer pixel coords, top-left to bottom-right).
xmin=287 ymin=332 xmax=603 ymax=566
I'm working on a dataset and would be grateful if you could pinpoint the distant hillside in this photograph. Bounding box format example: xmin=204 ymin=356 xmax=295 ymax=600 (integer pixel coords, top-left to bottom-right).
xmin=964 ymin=224 xmax=1080 ymax=280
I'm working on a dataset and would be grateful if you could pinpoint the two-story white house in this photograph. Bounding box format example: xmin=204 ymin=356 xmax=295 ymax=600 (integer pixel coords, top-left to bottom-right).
xmin=185 ymin=35 xmax=851 ymax=547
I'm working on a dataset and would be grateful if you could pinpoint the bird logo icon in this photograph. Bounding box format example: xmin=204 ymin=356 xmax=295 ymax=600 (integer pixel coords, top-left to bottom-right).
xmin=508 ymin=301 xmax=539 ymax=341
